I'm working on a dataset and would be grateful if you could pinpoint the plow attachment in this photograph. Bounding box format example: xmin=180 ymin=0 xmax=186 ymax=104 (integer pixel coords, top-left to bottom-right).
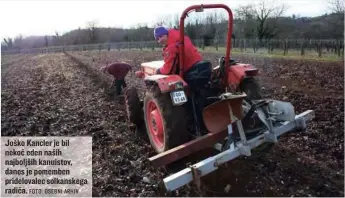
xmin=148 ymin=93 xmax=315 ymax=192
xmin=163 ymin=109 xmax=314 ymax=191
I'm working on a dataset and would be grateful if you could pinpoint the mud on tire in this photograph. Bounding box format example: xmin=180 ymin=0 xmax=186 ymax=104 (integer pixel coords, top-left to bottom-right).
xmin=124 ymin=87 xmax=144 ymax=127
xmin=143 ymin=86 xmax=189 ymax=153
xmin=240 ymin=77 xmax=263 ymax=101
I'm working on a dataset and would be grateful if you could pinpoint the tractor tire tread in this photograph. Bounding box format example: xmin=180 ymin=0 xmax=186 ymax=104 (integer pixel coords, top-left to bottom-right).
xmin=241 ymin=77 xmax=263 ymax=101
xmin=125 ymin=87 xmax=144 ymax=127
xmin=144 ymin=86 xmax=189 ymax=153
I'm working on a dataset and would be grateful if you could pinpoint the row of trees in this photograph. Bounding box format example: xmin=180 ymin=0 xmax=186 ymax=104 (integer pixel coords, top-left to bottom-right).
xmin=1 ymin=0 xmax=344 ymax=51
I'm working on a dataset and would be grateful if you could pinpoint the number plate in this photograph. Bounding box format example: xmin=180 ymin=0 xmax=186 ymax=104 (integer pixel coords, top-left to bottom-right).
xmin=170 ymin=91 xmax=188 ymax=105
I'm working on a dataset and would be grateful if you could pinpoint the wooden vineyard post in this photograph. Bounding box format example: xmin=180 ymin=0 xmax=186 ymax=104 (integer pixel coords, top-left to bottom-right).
xmin=317 ymin=40 xmax=322 ymax=58
xmin=283 ymin=39 xmax=289 ymax=56
xmin=301 ymin=40 xmax=305 ymax=56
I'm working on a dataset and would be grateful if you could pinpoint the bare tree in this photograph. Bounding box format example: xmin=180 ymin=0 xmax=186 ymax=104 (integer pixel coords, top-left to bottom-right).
xmin=155 ymin=20 xmax=164 ymax=27
xmin=3 ymin=38 xmax=13 ymax=49
xmin=165 ymin=14 xmax=174 ymax=28
xmin=87 ymin=20 xmax=99 ymax=44
xmin=235 ymin=5 xmax=257 ymax=39
xmin=154 ymin=14 xmax=168 ymax=27
xmin=13 ymin=34 xmax=23 ymax=49
xmin=213 ymin=11 xmax=227 ymax=40
xmin=254 ymin=0 xmax=287 ymax=40
xmin=152 ymin=13 xmax=180 ymax=30
xmin=173 ymin=13 xmax=180 ymax=29
xmin=328 ymin=0 xmax=345 ymax=13
xmin=236 ymin=4 xmax=255 ymax=20
xmin=53 ymin=31 xmax=60 ymax=46
xmin=236 ymin=0 xmax=287 ymax=41
xmin=44 ymin=35 xmax=49 ymax=47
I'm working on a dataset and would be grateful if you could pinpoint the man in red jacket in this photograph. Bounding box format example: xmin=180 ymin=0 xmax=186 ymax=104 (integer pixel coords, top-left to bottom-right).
xmin=154 ymin=26 xmax=202 ymax=76
xmin=153 ymin=26 xmax=212 ymax=134
xmin=154 ymin=26 xmax=212 ymax=91
xmin=153 ymin=26 xmax=212 ymax=90
xmin=101 ymin=62 xmax=132 ymax=96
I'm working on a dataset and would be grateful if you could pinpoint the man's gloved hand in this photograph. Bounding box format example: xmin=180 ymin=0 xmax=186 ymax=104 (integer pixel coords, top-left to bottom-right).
xmin=155 ymin=68 xmax=161 ymax=74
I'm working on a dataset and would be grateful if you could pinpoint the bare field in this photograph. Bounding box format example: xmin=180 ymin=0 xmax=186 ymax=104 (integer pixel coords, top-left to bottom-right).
xmin=1 ymin=50 xmax=344 ymax=197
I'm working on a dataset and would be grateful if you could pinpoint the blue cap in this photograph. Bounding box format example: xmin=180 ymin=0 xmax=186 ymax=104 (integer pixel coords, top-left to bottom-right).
xmin=154 ymin=26 xmax=168 ymax=40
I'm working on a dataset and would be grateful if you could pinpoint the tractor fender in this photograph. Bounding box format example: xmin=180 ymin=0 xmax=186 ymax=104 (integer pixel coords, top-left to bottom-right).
xmin=144 ymin=74 xmax=188 ymax=93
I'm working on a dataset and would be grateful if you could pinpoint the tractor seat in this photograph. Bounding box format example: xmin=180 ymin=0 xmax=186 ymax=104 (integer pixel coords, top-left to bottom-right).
xmin=213 ymin=58 xmax=238 ymax=71
xmin=219 ymin=56 xmax=238 ymax=65
xmin=229 ymin=58 xmax=238 ymax=65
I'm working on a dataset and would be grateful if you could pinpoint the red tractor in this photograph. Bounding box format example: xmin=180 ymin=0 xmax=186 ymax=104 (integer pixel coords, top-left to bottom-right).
xmin=126 ymin=4 xmax=261 ymax=152
xmin=124 ymin=4 xmax=314 ymax=191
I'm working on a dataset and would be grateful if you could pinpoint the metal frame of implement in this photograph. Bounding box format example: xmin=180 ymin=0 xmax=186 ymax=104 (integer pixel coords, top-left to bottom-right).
xmin=163 ymin=109 xmax=315 ymax=191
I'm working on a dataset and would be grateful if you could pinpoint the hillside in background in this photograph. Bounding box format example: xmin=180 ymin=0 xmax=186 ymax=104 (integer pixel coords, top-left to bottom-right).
xmin=1 ymin=1 xmax=344 ymax=51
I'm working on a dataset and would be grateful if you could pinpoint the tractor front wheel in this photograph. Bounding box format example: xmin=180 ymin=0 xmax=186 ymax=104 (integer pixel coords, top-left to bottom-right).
xmin=143 ymin=87 xmax=189 ymax=153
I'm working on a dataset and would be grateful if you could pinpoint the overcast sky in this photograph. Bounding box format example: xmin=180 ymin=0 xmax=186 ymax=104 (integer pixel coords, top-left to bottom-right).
xmin=0 ymin=0 xmax=330 ymax=39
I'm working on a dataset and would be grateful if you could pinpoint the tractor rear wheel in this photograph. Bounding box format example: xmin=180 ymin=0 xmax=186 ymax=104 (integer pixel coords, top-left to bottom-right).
xmin=125 ymin=87 xmax=144 ymax=130
xmin=143 ymin=86 xmax=189 ymax=153
xmin=240 ymin=77 xmax=263 ymax=101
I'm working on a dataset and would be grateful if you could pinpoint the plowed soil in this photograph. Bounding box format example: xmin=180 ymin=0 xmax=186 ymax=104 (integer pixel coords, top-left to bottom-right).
xmin=1 ymin=50 xmax=344 ymax=197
